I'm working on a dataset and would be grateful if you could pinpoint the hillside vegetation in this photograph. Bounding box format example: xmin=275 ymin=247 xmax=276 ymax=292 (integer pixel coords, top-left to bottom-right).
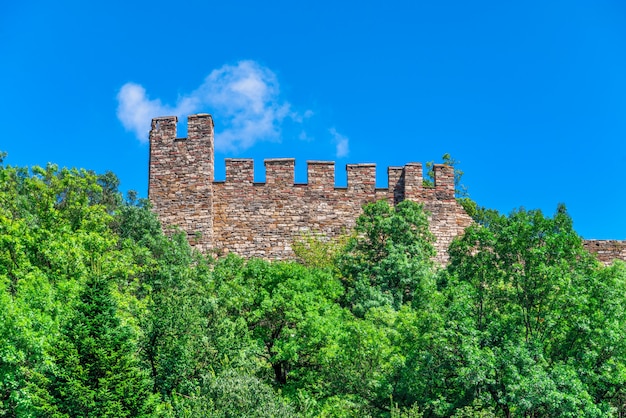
xmin=1 ymin=159 xmax=625 ymax=417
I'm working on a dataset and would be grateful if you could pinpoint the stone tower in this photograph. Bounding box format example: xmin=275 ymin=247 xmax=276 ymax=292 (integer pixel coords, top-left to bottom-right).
xmin=148 ymin=114 xmax=214 ymax=250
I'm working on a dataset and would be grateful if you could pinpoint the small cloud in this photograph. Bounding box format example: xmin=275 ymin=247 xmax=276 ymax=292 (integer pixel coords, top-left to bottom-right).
xmin=329 ymin=128 xmax=349 ymax=158
xmin=116 ymin=60 xmax=303 ymax=151
xmin=116 ymin=84 xmax=176 ymax=144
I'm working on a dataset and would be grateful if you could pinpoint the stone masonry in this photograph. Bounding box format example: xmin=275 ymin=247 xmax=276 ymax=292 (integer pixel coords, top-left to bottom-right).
xmin=583 ymin=240 xmax=626 ymax=265
xmin=149 ymin=114 xmax=626 ymax=265
xmin=149 ymin=114 xmax=472 ymax=264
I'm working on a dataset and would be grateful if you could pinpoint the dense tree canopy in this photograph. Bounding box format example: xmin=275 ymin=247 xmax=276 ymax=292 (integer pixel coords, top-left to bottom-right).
xmin=0 ymin=158 xmax=624 ymax=417
xmin=338 ymin=200 xmax=435 ymax=316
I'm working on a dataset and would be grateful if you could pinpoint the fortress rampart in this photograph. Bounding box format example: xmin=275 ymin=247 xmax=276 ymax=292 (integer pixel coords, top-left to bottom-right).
xmin=583 ymin=240 xmax=626 ymax=265
xmin=148 ymin=114 xmax=472 ymax=263
xmin=148 ymin=114 xmax=626 ymax=265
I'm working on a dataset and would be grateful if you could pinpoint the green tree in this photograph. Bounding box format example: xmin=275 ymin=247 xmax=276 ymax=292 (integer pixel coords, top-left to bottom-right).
xmin=324 ymin=306 xmax=412 ymax=416
xmin=140 ymin=232 xmax=224 ymax=401
xmin=338 ymin=200 xmax=436 ymax=316
xmin=213 ymin=256 xmax=344 ymax=388
xmin=423 ymin=153 xmax=467 ymax=198
xmin=0 ymin=162 xmax=126 ymax=416
xmin=292 ymin=231 xmax=347 ymax=271
xmin=33 ymin=274 xmax=158 ymax=417
xmin=164 ymin=370 xmax=295 ymax=418
xmin=439 ymin=205 xmax=626 ymax=416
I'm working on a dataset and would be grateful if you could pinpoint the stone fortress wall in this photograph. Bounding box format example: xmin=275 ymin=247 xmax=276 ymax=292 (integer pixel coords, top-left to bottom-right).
xmin=149 ymin=114 xmax=473 ymax=264
xmin=584 ymin=240 xmax=626 ymax=265
xmin=148 ymin=114 xmax=626 ymax=265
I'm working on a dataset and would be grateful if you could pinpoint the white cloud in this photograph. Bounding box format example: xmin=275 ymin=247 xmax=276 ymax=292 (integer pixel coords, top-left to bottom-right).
xmin=116 ymin=60 xmax=301 ymax=151
xmin=329 ymin=128 xmax=349 ymax=158
xmin=117 ymin=84 xmax=175 ymax=143
xmin=117 ymin=61 xmax=351 ymax=156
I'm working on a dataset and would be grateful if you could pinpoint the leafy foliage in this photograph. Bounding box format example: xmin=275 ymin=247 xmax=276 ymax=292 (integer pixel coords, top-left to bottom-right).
xmin=443 ymin=206 xmax=626 ymax=416
xmin=292 ymin=231 xmax=347 ymax=271
xmin=1 ymin=156 xmax=625 ymax=417
xmin=338 ymin=200 xmax=435 ymax=316
xmin=32 ymin=274 xmax=158 ymax=417
xmin=423 ymin=153 xmax=467 ymax=198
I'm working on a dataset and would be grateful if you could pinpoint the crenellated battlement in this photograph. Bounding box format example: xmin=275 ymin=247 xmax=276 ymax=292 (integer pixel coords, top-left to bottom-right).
xmin=264 ymin=158 xmax=295 ymax=186
xmin=148 ymin=114 xmax=626 ymax=264
xmin=219 ymin=157 xmax=456 ymax=201
xmin=148 ymin=113 xmax=471 ymax=263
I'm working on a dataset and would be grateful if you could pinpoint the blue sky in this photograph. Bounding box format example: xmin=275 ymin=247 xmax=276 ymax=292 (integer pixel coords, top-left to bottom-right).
xmin=1 ymin=0 xmax=625 ymax=239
